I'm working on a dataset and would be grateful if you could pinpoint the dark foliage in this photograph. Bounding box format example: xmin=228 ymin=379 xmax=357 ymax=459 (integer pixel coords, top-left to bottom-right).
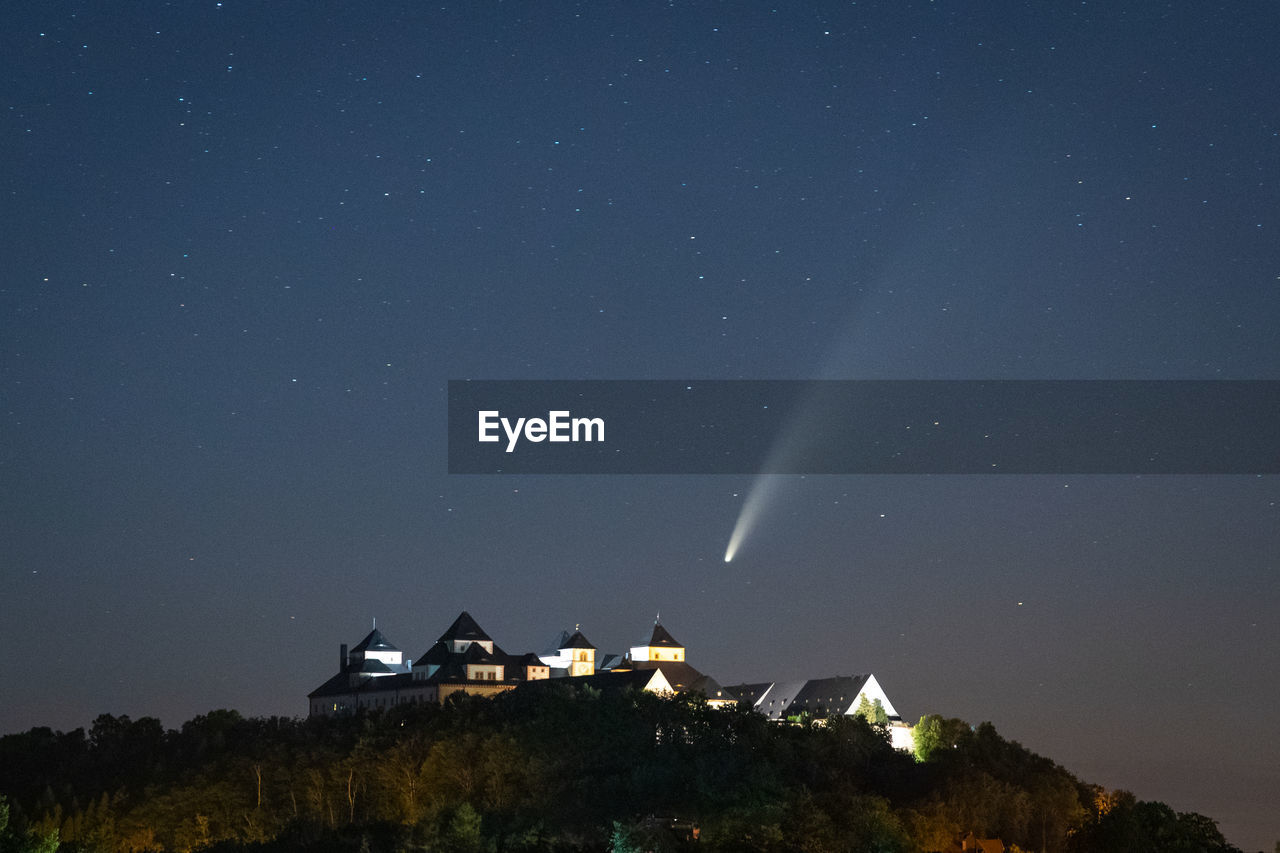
xmin=0 ymin=692 xmax=1238 ymax=853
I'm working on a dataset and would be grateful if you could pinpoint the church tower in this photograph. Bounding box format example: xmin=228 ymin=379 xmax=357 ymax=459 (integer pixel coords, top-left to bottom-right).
xmin=560 ymin=628 xmax=596 ymax=677
xmin=629 ymin=622 xmax=685 ymax=663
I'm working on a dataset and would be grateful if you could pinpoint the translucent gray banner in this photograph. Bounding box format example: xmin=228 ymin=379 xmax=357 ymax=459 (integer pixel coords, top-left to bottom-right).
xmin=447 ymin=380 xmax=1279 ymax=474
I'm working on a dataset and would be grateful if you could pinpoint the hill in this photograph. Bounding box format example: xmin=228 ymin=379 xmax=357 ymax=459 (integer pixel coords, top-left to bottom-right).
xmin=0 ymin=686 xmax=1241 ymax=853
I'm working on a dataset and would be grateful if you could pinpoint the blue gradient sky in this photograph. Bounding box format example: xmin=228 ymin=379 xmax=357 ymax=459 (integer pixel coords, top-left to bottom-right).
xmin=3 ymin=2 xmax=1277 ymax=848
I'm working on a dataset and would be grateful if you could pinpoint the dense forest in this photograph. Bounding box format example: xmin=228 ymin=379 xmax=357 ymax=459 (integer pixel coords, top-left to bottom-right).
xmin=0 ymin=686 xmax=1241 ymax=853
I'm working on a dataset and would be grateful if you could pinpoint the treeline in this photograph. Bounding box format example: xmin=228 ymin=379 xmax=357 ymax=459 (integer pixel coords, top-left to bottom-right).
xmin=0 ymin=686 xmax=1240 ymax=853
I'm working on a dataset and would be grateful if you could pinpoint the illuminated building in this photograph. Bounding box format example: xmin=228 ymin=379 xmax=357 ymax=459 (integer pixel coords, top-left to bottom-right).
xmin=307 ymin=612 xmax=719 ymax=717
xmin=309 ymin=612 xmax=907 ymax=749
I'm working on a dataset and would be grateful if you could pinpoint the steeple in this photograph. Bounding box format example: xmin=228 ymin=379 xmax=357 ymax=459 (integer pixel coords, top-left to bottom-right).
xmin=630 ymin=620 xmax=685 ymax=663
xmin=346 ymin=627 xmax=406 ymax=673
xmin=559 ymin=627 xmax=596 ymax=676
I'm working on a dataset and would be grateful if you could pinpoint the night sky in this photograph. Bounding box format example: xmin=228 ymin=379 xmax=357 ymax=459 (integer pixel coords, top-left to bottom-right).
xmin=3 ymin=2 xmax=1278 ymax=849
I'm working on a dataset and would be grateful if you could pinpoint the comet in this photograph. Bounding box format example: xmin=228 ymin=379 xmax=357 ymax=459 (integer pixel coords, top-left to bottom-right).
xmin=721 ymin=330 xmax=870 ymax=563
xmin=721 ymin=272 xmax=877 ymax=563
xmin=723 ymin=479 xmax=773 ymax=562
xmin=721 ymin=387 xmax=817 ymax=563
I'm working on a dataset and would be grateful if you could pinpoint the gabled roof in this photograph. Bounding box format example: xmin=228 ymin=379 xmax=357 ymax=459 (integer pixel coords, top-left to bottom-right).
xmin=791 ymin=675 xmax=871 ymax=715
xmin=726 ymin=675 xmax=896 ymax=721
xmin=686 ymin=674 xmax=737 ymax=703
xmin=350 ymin=628 xmax=398 ymax=653
xmin=726 ymin=682 xmax=773 ymax=706
xmin=644 ymin=622 xmax=683 ymax=648
xmin=576 ymin=668 xmax=673 ymax=694
xmin=731 ymin=679 xmax=810 ymax=720
xmin=409 ymin=640 xmax=514 ymax=679
xmin=439 ymin=611 xmax=492 ymax=643
xmin=598 ymin=653 xmax=628 ymax=671
xmin=462 ymin=642 xmax=498 ymax=664
xmin=414 ymin=640 xmax=452 ymax=666
xmin=630 ymin=660 xmax=705 ymax=692
xmin=560 ymin=630 xmax=595 ymax=650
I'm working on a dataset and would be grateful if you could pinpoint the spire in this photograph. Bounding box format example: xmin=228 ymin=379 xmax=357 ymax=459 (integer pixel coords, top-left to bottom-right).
xmin=351 ymin=628 xmax=398 ymax=653
xmin=647 ymin=622 xmax=682 ymax=648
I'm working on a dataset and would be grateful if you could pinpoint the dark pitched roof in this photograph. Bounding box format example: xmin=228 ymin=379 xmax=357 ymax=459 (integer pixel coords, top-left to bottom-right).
xmin=790 ymin=675 xmax=871 ymax=714
xmin=406 ymin=637 xmax=548 ymax=685
xmin=309 ymin=671 xmax=415 ymax=699
xmin=728 ymin=677 xmax=885 ymax=720
xmin=433 ymin=659 xmax=469 ymax=682
xmin=645 ymin=623 xmax=683 ymax=648
xmin=419 ymin=641 xmax=451 ymax=664
xmin=308 ymin=671 xmax=356 ymax=698
xmin=728 ymin=680 xmax=810 ymax=720
xmin=726 ymin=682 xmax=773 ymax=706
xmin=462 ymin=642 xmax=498 ymax=664
xmin=630 ymin=660 xmax=706 ymax=692
xmin=686 ymin=674 xmax=737 ymax=703
xmin=350 ymin=628 xmax=398 ymax=653
xmin=572 ymin=669 xmax=668 ymax=693
xmin=438 ymin=611 xmax=492 ymax=643
xmin=561 ymin=630 xmax=595 ymax=650
xmin=350 ymin=658 xmax=395 ymax=675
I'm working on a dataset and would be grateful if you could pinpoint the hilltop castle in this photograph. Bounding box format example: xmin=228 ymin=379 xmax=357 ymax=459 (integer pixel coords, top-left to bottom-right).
xmin=308 ymin=611 xmax=912 ymax=749
xmin=308 ymin=611 xmax=735 ymax=715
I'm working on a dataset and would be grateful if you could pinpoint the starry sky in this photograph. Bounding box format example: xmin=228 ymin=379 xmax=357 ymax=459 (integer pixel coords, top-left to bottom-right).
xmin=3 ymin=2 xmax=1278 ymax=848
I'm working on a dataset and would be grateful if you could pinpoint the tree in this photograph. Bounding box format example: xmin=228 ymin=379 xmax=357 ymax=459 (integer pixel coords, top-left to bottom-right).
xmin=0 ymin=796 xmax=59 ymax=853
xmin=443 ymin=802 xmax=485 ymax=853
xmin=912 ymin=715 xmax=970 ymax=762
xmin=376 ymin=733 xmax=433 ymax=824
xmin=609 ymin=818 xmax=680 ymax=853
xmin=1071 ymin=798 xmax=1242 ymax=853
